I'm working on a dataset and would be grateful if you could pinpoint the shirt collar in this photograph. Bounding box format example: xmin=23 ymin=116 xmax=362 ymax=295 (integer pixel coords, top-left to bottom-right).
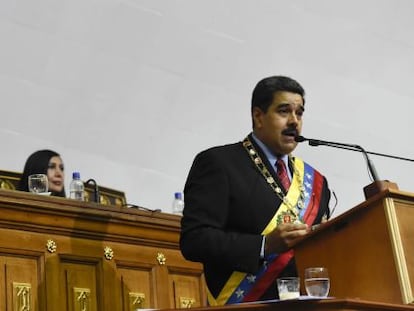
xmin=251 ymin=133 xmax=290 ymax=173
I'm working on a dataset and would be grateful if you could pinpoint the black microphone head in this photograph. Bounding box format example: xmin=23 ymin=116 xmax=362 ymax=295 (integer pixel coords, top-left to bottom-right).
xmin=294 ymin=135 xmax=307 ymax=143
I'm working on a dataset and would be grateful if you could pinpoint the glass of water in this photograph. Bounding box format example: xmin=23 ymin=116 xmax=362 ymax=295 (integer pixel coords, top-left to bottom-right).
xmin=28 ymin=174 xmax=49 ymax=194
xmin=277 ymin=277 xmax=300 ymax=300
xmin=304 ymin=267 xmax=330 ymax=298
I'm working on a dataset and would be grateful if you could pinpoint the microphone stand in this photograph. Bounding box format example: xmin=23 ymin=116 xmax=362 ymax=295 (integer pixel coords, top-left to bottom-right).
xmin=296 ymin=136 xmax=399 ymax=199
xmin=85 ymin=179 xmax=100 ymax=203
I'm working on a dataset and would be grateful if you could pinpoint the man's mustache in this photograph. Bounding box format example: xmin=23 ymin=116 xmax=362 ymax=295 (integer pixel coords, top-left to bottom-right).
xmin=282 ymin=128 xmax=298 ymax=137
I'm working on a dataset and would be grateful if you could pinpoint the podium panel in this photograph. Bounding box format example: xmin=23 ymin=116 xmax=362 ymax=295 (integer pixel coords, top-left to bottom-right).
xmin=293 ymin=189 xmax=414 ymax=305
xmin=0 ymin=189 xmax=206 ymax=311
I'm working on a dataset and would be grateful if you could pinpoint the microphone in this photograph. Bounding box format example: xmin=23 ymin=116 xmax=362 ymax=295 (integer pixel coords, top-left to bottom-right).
xmin=85 ymin=178 xmax=100 ymax=203
xmin=295 ymin=135 xmax=380 ymax=182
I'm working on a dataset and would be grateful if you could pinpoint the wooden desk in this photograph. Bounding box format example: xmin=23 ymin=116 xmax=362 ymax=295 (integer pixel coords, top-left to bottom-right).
xmin=174 ymin=298 xmax=414 ymax=311
xmin=0 ymin=189 xmax=206 ymax=311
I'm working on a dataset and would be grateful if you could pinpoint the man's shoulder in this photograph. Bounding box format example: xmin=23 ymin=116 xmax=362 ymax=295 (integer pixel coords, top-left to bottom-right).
xmin=198 ymin=141 xmax=243 ymax=157
xmin=190 ymin=141 xmax=246 ymax=166
xmin=189 ymin=141 xmax=251 ymax=174
xmin=204 ymin=141 xmax=241 ymax=152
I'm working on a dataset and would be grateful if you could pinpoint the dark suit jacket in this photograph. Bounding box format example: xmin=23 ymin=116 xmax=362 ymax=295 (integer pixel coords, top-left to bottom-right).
xmin=180 ymin=134 xmax=331 ymax=301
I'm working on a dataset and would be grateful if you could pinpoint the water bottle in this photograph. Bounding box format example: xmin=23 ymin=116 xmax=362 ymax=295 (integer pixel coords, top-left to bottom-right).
xmin=69 ymin=172 xmax=84 ymax=201
xmin=172 ymin=192 xmax=184 ymax=215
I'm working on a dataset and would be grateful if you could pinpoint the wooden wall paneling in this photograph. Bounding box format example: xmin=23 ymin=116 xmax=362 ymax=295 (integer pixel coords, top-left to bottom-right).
xmin=45 ymin=254 xmax=62 ymax=311
xmin=101 ymin=238 xmax=166 ymax=310
xmin=60 ymin=258 xmax=100 ymax=311
xmin=0 ymin=256 xmax=4 ymax=311
xmin=117 ymin=262 xmax=155 ymax=311
xmin=0 ymin=254 xmax=40 ymax=311
xmin=154 ymin=264 xmax=170 ymax=309
xmin=170 ymin=271 xmax=204 ymax=308
xmin=0 ymin=236 xmax=46 ymax=311
xmin=0 ymin=190 xmax=206 ymax=310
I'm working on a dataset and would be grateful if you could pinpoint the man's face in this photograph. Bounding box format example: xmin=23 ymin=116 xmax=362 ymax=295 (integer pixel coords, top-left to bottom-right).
xmin=253 ymin=91 xmax=304 ymax=156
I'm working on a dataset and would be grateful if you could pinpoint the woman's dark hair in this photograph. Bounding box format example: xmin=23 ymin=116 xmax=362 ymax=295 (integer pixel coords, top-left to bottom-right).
xmin=251 ymin=76 xmax=305 ymax=125
xmin=17 ymin=149 xmax=66 ymax=197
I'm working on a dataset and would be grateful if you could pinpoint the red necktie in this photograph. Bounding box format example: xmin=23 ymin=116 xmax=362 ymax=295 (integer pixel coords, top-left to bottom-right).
xmin=276 ymin=158 xmax=291 ymax=192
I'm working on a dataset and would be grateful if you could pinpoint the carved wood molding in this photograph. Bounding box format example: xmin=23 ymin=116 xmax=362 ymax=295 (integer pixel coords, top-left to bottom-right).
xmin=13 ymin=282 xmax=31 ymax=311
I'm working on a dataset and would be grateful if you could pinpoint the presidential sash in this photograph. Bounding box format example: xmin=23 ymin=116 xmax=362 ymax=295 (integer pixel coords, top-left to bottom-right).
xmin=207 ymin=154 xmax=324 ymax=306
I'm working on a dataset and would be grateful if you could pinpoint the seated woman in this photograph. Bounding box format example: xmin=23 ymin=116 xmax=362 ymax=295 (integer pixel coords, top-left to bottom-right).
xmin=17 ymin=150 xmax=66 ymax=197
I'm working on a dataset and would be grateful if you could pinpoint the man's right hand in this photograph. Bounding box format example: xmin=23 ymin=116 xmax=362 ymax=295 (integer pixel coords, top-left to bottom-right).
xmin=264 ymin=222 xmax=309 ymax=255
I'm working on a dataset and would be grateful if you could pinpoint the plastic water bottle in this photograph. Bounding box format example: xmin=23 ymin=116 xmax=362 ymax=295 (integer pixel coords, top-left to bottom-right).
xmin=172 ymin=192 xmax=184 ymax=215
xmin=69 ymin=172 xmax=84 ymax=201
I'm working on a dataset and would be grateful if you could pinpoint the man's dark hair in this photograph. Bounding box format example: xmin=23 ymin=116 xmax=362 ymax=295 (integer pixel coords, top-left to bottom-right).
xmin=251 ymin=75 xmax=305 ymax=114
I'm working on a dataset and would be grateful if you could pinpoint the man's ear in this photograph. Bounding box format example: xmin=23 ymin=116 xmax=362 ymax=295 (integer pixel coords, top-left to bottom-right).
xmin=252 ymin=106 xmax=264 ymax=128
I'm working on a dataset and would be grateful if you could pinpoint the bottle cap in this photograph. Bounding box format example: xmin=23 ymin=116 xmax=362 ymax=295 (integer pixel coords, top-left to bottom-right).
xmin=72 ymin=172 xmax=81 ymax=179
xmin=174 ymin=192 xmax=182 ymax=199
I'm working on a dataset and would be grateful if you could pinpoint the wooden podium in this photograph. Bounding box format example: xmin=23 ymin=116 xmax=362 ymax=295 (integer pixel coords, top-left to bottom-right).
xmin=293 ymin=188 xmax=414 ymax=305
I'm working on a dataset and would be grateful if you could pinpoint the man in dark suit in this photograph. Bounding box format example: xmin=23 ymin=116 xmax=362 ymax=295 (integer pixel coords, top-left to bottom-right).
xmin=180 ymin=76 xmax=331 ymax=305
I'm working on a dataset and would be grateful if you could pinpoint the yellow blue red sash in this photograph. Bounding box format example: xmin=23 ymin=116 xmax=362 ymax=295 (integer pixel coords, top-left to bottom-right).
xmin=207 ymin=157 xmax=324 ymax=305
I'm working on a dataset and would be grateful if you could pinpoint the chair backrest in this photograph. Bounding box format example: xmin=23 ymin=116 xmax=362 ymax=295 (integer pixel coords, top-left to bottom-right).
xmin=84 ymin=182 xmax=127 ymax=206
xmin=0 ymin=170 xmax=21 ymax=190
xmin=0 ymin=169 xmax=127 ymax=206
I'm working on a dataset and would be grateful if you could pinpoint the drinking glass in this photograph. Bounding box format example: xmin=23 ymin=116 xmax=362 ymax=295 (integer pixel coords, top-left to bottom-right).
xmin=304 ymin=267 xmax=330 ymax=298
xmin=277 ymin=277 xmax=300 ymax=300
xmin=28 ymin=174 xmax=49 ymax=194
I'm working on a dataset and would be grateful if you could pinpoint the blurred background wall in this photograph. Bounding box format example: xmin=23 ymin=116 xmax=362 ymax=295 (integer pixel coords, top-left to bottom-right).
xmin=1 ymin=0 xmax=414 ymax=215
